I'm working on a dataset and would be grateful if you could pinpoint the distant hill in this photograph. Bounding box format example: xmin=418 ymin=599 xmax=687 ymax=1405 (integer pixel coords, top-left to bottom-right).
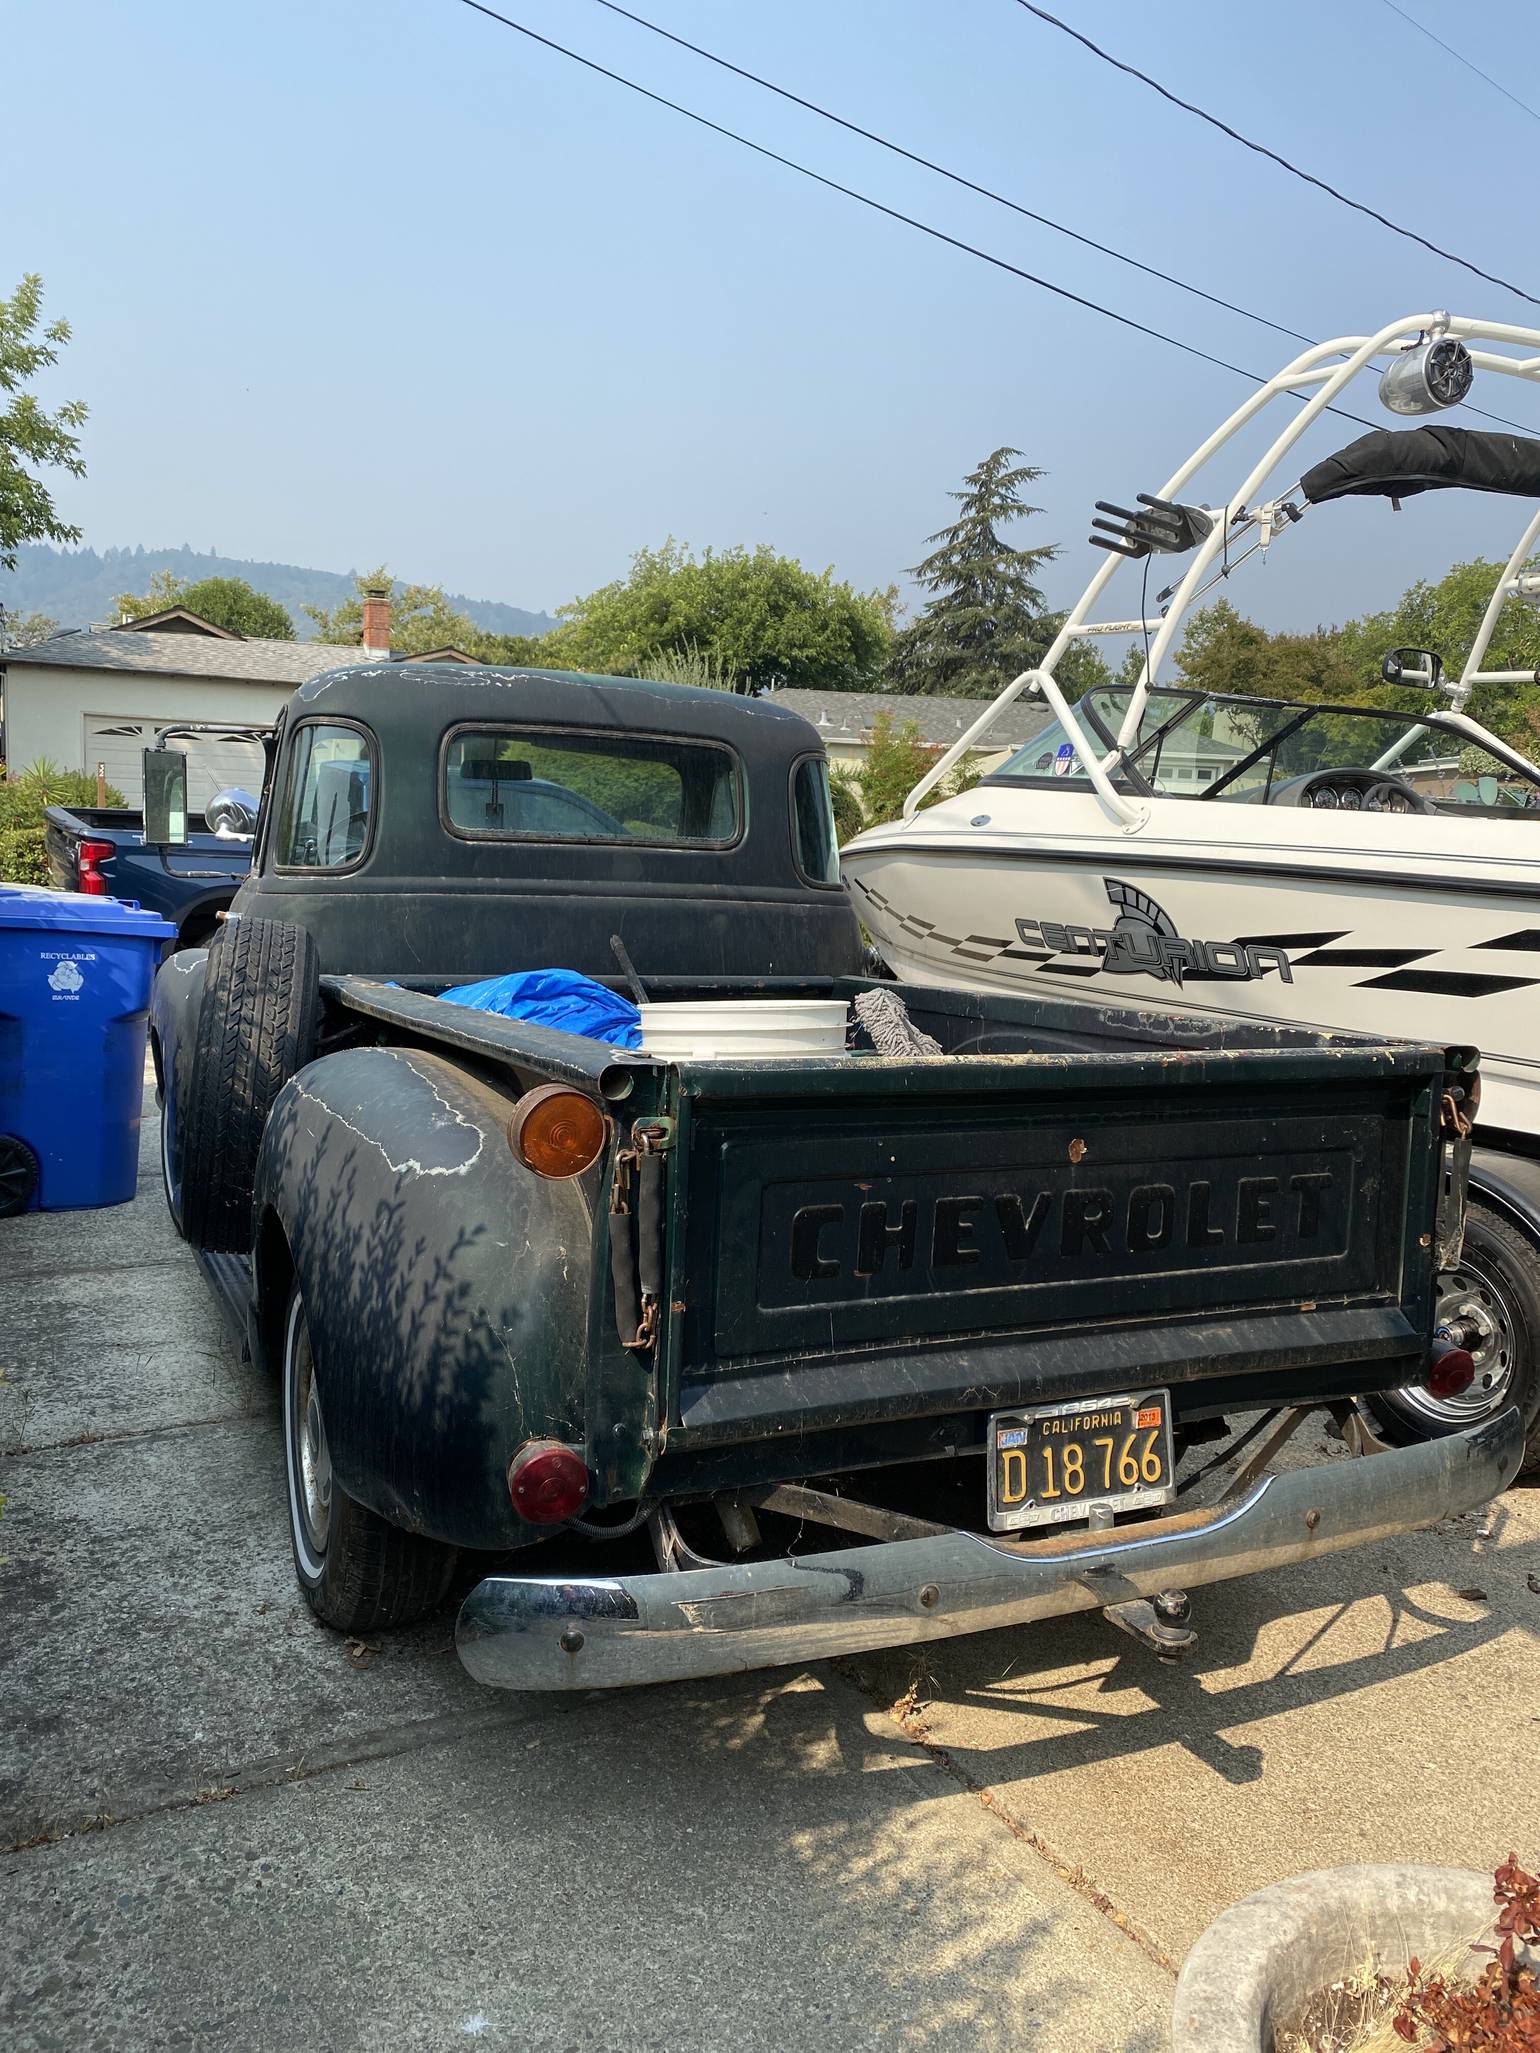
xmin=0 ymin=543 xmax=557 ymax=641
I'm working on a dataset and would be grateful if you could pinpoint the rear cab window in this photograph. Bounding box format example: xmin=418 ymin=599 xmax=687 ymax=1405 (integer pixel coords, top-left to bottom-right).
xmin=276 ymin=722 xmax=375 ymax=870
xmin=442 ymin=726 xmax=741 ymax=845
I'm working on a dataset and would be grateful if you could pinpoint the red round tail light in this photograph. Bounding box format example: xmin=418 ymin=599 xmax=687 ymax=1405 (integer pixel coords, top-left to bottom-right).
xmin=508 ymin=1440 xmax=591 ymax=1525
xmin=1424 ymin=1342 xmax=1476 ymax=1400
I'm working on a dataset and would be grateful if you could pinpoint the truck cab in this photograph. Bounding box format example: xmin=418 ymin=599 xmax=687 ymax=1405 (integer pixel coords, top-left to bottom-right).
xmin=228 ymin=663 xmax=859 ymax=980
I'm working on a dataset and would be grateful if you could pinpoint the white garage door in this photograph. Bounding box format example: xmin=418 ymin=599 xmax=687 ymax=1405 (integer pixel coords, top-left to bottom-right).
xmin=84 ymin=718 xmax=267 ymax=815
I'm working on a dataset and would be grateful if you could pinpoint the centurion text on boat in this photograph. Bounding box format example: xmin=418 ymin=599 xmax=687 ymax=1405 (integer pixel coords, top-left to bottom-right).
xmin=841 ymin=311 xmax=1540 ymax=1141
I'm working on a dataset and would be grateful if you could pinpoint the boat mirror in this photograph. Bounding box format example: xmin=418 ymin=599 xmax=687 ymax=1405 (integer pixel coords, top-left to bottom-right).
xmin=1381 ymin=646 xmax=1445 ymax=689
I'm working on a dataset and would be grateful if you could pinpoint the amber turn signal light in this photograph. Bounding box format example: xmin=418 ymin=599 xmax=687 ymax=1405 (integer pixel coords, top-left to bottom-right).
xmin=508 ymin=1084 xmax=607 ymax=1179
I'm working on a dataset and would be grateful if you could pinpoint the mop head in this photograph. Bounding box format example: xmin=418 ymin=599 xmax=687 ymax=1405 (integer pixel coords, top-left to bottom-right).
xmin=853 ymin=986 xmax=943 ymax=1058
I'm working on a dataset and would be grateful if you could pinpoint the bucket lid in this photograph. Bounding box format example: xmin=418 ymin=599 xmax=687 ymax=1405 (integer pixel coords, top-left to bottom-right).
xmin=0 ymin=882 xmax=177 ymax=939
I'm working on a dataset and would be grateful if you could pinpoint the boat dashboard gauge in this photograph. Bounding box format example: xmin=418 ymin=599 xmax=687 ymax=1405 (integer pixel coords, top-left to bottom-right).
xmin=1309 ymin=784 xmax=1339 ymax=809
xmin=1338 ymin=787 xmax=1362 ymax=811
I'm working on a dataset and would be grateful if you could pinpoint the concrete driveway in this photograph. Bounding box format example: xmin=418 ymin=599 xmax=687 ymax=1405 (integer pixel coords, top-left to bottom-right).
xmin=2 ymin=1074 xmax=1536 ymax=2051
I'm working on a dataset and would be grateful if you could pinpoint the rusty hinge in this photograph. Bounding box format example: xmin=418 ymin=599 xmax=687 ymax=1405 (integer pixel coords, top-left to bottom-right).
xmin=1435 ymin=1086 xmax=1474 ymax=1273
xmin=607 ymin=1119 xmax=670 ymax=1353
xmin=1441 ymin=1087 xmax=1473 ymax=1141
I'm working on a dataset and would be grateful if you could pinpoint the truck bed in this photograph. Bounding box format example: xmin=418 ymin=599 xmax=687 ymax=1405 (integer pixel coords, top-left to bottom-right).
xmin=326 ymin=971 xmax=1463 ymax=1496
xmin=44 ymin=804 xmax=252 ymax=939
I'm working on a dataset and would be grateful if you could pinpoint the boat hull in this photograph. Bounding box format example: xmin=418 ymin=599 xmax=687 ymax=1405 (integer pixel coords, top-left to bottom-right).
xmin=843 ymin=832 xmax=1540 ymax=1134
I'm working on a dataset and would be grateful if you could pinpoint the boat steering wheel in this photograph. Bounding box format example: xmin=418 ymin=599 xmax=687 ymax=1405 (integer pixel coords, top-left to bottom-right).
xmin=1359 ymin=776 xmax=1431 ymax=815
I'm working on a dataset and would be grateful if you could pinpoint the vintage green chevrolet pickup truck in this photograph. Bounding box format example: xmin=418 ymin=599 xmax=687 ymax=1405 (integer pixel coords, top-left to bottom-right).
xmin=149 ymin=664 xmax=1521 ymax=1691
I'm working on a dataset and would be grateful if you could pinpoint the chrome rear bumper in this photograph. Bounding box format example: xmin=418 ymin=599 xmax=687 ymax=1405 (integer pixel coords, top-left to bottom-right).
xmin=455 ymin=1408 xmax=1522 ymax=1692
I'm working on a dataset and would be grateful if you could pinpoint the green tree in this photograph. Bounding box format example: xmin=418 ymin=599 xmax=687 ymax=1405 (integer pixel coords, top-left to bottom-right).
xmin=1 ymin=275 xmax=87 ymax=572
xmin=1172 ymin=598 xmax=1362 ymax=704
xmin=0 ymin=609 xmax=58 ymax=649
xmin=305 ymin=566 xmax=484 ymax=656
xmin=1337 ymin=555 xmax=1540 ymax=743
xmin=535 ymin=540 xmax=894 ymax=693
xmin=1167 ymin=562 xmax=1540 ymax=753
xmin=479 ymin=630 xmax=557 ymax=667
xmin=114 ymin=571 xmax=296 ymax=639
xmin=888 ymin=448 xmax=1107 ymax=699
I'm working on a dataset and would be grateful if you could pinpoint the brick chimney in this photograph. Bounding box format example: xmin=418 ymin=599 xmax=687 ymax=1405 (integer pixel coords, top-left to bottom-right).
xmin=361 ymin=582 xmax=391 ymax=658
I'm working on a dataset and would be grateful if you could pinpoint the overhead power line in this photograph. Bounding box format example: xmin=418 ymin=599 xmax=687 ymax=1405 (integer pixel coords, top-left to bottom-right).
xmin=1011 ymin=0 xmax=1540 ymax=311
xmin=586 ymin=0 xmax=1532 ymax=436
xmin=454 ymin=0 xmax=1385 ymax=426
xmin=589 ymin=0 xmax=1313 ymax=350
xmin=1377 ymin=0 xmax=1540 ymax=129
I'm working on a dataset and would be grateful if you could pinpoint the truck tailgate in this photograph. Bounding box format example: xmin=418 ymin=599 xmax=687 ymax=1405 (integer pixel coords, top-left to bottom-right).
xmin=669 ymin=1045 xmax=1443 ymax=1443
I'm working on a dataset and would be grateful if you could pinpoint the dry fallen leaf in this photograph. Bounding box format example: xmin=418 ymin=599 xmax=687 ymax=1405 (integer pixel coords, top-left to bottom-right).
xmin=344 ymin=1638 xmax=381 ymax=1670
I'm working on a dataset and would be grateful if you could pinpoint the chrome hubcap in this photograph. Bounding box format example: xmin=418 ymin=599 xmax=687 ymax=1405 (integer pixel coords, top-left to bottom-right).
xmin=1399 ymin=1259 xmax=1519 ymax=1426
xmin=296 ymin=1351 xmax=332 ymax=1550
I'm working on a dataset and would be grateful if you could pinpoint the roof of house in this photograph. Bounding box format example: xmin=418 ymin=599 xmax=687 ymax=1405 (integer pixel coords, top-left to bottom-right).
xmin=118 ymin=606 xmax=243 ymax=639
xmin=766 ymin=688 xmax=1055 ymax=750
xmin=4 ymin=627 xmax=387 ymax=685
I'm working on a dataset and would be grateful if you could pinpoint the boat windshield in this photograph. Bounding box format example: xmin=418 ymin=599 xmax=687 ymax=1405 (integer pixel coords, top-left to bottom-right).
xmin=990 ymin=689 xmax=1540 ymax=812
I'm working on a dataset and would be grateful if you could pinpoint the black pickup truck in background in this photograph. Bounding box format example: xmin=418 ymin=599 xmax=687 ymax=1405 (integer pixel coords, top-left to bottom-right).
xmin=45 ymin=725 xmax=266 ymax=948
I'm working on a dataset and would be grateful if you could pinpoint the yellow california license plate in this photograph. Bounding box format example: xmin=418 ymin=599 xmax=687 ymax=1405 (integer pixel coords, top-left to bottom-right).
xmin=987 ymin=1390 xmax=1176 ymax=1533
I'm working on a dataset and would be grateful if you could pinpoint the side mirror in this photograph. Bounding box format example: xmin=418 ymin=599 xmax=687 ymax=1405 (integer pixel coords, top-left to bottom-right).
xmin=1381 ymin=646 xmax=1445 ymax=689
xmin=142 ymin=748 xmax=188 ymax=846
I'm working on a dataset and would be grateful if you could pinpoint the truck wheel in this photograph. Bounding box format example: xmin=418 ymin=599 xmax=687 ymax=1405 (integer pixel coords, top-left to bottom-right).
xmin=282 ymin=1286 xmax=458 ymax=1633
xmin=178 ymin=919 xmax=319 ymax=1253
xmin=1365 ymin=1202 xmax=1540 ymax=1475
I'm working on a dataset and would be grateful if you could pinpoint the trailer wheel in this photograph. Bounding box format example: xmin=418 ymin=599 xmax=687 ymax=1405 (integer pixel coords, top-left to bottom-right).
xmin=1365 ymin=1202 xmax=1540 ymax=1475
xmin=283 ymin=1286 xmax=458 ymax=1633
xmin=177 ymin=919 xmax=319 ymax=1253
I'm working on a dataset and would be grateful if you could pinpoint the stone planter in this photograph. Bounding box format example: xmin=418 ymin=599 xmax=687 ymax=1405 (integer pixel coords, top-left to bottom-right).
xmin=1172 ymin=1865 xmax=1501 ymax=2053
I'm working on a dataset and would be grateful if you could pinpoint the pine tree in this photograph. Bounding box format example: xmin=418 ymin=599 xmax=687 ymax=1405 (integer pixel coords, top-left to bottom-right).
xmin=888 ymin=448 xmax=1061 ymax=698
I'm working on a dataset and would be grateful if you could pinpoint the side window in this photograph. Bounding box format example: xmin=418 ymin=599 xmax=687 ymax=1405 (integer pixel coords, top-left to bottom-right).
xmin=277 ymin=724 xmax=373 ymax=869
xmin=792 ymin=756 xmax=841 ymax=884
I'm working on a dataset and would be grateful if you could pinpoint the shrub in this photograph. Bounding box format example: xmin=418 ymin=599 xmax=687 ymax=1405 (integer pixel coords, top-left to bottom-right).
xmin=833 ymin=712 xmax=982 ymax=835
xmin=0 ymin=760 xmax=127 ymax=885
xmin=828 ymin=765 xmax=865 ymax=843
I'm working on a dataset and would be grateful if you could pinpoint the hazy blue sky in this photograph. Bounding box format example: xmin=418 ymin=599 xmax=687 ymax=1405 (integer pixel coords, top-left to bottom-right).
xmin=7 ymin=0 xmax=1539 ymax=636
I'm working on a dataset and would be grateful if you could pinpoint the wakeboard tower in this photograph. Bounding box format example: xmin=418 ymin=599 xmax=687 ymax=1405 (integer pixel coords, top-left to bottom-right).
xmin=842 ymin=311 xmax=1540 ymax=1466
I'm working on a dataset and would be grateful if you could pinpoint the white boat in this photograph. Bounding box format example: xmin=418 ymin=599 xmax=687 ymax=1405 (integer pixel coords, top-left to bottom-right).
xmin=843 ymin=311 xmax=1540 ymax=1461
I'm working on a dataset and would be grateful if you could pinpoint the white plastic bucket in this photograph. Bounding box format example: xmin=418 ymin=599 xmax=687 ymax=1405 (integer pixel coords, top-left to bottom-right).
xmin=638 ymin=998 xmax=849 ymax=1061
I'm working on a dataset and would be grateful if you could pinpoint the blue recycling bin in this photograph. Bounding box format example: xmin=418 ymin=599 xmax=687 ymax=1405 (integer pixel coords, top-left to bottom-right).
xmin=0 ymin=884 xmax=176 ymax=1213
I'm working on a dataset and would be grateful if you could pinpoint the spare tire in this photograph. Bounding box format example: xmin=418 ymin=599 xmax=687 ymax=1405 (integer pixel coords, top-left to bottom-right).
xmin=178 ymin=918 xmax=319 ymax=1252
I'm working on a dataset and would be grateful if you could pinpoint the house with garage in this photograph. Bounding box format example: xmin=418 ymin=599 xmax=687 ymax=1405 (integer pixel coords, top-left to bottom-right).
xmin=0 ymin=590 xmax=471 ymax=809
xmin=2 ymin=597 xmax=1060 ymax=812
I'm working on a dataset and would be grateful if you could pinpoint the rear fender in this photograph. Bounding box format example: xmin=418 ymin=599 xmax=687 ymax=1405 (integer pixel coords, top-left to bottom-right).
xmin=252 ymin=1047 xmax=601 ymax=1550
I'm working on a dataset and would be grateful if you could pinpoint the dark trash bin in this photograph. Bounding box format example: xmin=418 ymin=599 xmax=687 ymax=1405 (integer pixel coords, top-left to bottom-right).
xmin=0 ymin=884 xmax=176 ymax=1213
